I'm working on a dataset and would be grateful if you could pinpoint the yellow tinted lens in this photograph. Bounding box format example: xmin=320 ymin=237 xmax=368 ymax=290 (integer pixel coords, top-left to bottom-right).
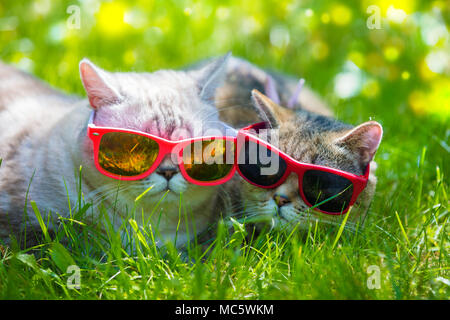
xmin=183 ymin=139 xmax=234 ymax=182
xmin=99 ymin=132 xmax=159 ymax=177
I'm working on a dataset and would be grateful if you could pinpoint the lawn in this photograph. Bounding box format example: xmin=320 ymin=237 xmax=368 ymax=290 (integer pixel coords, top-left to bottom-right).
xmin=0 ymin=0 xmax=448 ymax=299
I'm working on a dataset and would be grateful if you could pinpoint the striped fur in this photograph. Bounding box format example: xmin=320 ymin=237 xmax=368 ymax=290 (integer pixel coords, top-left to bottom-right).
xmin=0 ymin=57 xmax=229 ymax=247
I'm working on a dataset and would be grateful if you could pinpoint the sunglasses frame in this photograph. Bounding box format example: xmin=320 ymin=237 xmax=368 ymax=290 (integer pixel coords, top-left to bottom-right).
xmin=235 ymin=122 xmax=370 ymax=215
xmin=87 ymin=112 xmax=237 ymax=186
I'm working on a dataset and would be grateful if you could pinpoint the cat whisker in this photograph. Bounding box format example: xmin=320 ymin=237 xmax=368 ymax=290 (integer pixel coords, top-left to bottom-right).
xmin=190 ymin=107 xmax=220 ymax=125
xmin=83 ymin=184 xmax=115 ymax=199
xmin=87 ymin=183 xmax=137 ymax=208
xmin=213 ymin=98 xmax=253 ymax=105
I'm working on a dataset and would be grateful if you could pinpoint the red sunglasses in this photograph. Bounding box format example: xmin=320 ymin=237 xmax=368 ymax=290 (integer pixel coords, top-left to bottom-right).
xmin=87 ymin=113 xmax=369 ymax=215
xmin=87 ymin=112 xmax=237 ymax=186
xmin=235 ymin=122 xmax=369 ymax=215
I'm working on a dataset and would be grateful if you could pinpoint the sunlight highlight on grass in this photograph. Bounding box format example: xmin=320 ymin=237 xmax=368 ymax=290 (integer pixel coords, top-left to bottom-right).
xmin=331 ymin=207 xmax=351 ymax=250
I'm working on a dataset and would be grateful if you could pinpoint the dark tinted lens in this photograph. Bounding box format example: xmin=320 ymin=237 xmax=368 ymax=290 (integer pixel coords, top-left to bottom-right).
xmin=238 ymin=139 xmax=287 ymax=186
xmin=302 ymin=170 xmax=354 ymax=213
xmin=98 ymin=132 xmax=159 ymax=177
xmin=183 ymin=139 xmax=234 ymax=182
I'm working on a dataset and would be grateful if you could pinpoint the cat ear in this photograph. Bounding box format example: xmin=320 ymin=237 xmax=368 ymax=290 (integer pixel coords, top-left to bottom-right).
xmin=79 ymin=58 xmax=122 ymax=109
xmin=335 ymin=121 xmax=383 ymax=167
xmin=191 ymin=52 xmax=231 ymax=101
xmin=251 ymin=89 xmax=294 ymax=128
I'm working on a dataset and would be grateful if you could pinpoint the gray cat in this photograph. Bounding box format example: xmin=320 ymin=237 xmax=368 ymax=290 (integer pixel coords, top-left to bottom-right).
xmin=0 ymin=55 xmax=230 ymax=247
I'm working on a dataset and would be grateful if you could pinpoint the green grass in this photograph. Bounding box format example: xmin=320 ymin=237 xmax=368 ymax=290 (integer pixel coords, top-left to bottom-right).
xmin=0 ymin=155 xmax=448 ymax=299
xmin=0 ymin=0 xmax=449 ymax=299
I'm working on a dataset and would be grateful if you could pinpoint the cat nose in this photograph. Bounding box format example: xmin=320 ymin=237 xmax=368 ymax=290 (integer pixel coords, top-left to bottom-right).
xmin=157 ymin=166 xmax=177 ymax=180
xmin=274 ymin=194 xmax=291 ymax=207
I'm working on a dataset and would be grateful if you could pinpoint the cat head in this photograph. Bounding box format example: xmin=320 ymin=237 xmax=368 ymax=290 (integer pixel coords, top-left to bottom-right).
xmin=239 ymin=90 xmax=383 ymax=232
xmin=79 ymin=55 xmax=231 ymax=213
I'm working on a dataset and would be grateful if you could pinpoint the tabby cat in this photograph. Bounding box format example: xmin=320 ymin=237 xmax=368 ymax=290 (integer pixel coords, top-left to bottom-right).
xmin=213 ymin=57 xmax=383 ymax=232
xmin=0 ymin=55 xmax=230 ymax=247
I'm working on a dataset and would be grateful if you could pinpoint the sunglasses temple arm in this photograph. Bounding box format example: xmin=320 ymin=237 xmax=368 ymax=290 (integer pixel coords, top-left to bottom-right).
xmin=87 ymin=110 xmax=95 ymax=127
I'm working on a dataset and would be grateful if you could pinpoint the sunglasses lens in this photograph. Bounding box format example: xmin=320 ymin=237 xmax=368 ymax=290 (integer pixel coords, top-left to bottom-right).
xmin=98 ymin=132 xmax=159 ymax=177
xmin=302 ymin=170 xmax=354 ymax=213
xmin=183 ymin=139 xmax=234 ymax=182
xmin=238 ymin=139 xmax=287 ymax=186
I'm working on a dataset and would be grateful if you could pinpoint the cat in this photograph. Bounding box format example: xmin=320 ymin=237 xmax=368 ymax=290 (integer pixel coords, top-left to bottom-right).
xmin=212 ymin=57 xmax=383 ymax=233
xmin=0 ymin=55 xmax=231 ymax=247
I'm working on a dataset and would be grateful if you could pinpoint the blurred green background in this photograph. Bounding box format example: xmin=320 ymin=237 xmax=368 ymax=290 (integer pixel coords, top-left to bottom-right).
xmin=1 ymin=0 xmax=448 ymax=183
